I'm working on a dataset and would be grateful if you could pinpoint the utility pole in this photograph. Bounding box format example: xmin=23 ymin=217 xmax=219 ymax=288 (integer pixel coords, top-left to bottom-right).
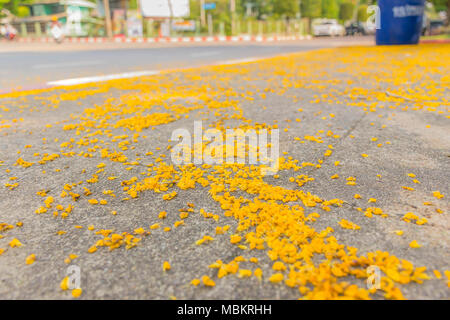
xmin=207 ymin=12 xmax=213 ymax=36
xmin=447 ymin=0 xmax=450 ymax=26
xmin=167 ymin=0 xmax=174 ymax=36
xmin=103 ymin=0 xmax=113 ymax=38
xmin=245 ymin=3 xmax=253 ymax=17
xmin=353 ymin=0 xmax=361 ymax=22
xmin=200 ymin=0 xmax=206 ymax=27
xmin=230 ymin=0 xmax=236 ymax=35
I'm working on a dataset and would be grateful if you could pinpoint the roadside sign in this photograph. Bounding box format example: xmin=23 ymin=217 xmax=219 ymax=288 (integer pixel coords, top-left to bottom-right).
xmin=140 ymin=0 xmax=190 ymax=18
xmin=127 ymin=10 xmax=143 ymax=37
xmin=203 ymin=3 xmax=216 ymax=10
xmin=172 ymin=20 xmax=196 ymax=32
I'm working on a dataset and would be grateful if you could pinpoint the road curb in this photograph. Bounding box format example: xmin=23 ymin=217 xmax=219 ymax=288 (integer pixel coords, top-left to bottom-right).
xmin=1 ymin=35 xmax=312 ymax=44
xmin=420 ymin=39 xmax=450 ymax=44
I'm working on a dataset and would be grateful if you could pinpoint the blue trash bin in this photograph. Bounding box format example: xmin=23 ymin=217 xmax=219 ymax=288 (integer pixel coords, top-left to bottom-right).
xmin=376 ymin=0 xmax=425 ymax=45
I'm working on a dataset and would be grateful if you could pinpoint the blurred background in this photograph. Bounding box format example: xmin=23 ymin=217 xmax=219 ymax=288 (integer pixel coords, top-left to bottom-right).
xmin=0 ymin=0 xmax=448 ymax=40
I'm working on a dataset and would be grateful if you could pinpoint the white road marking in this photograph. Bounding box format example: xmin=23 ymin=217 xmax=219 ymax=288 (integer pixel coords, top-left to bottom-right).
xmin=45 ymin=56 xmax=269 ymax=87
xmin=219 ymin=57 xmax=262 ymax=65
xmin=47 ymin=70 xmax=160 ymax=86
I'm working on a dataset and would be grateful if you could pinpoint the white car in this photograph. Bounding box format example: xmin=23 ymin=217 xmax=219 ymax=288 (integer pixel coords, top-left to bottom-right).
xmin=313 ymin=19 xmax=345 ymax=37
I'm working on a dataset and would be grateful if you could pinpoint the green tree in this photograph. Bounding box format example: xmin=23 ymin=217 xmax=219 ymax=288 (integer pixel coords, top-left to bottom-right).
xmin=272 ymin=0 xmax=299 ymax=18
xmin=429 ymin=0 xmax=450 ymax=26
xmin=1 ymin=0 xmax=34 ymax=16
xmin=17 ymin=6 xmax=30 ymax=17
xmin=301 ymin=0 xmax=322 ymax=19
xmin=129 ymin=0 xmax=138 ymax=10
xmin=322 ymin=0 xmax=339 ymax=19
xmin=253 ymin=0 xmax=274 ymax=19
xmin=301 ymin=0 xmax=322 ymax=34
xmin=357 ymin=4 xmax=368 ymax=22
xmin=429 ymin=0 xmax=448 ymax=12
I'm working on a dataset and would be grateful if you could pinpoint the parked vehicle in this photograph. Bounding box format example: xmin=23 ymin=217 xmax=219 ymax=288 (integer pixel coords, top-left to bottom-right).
xmin=312 ymin=19 xmax=345 ymax=37
xmin=422 ymin=1 xmax=446 ymax=36
xmin=422 ymin=18 xmax=444 ymax=35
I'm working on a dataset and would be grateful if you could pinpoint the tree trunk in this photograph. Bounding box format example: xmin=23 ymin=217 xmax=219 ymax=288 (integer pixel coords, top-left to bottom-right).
xmin=447 ymin=0 xmax=450 ymax=26
xmin=167 ymin=0 xmax=173 ymax=36
xmin=103 ymin=0 xmax=113 ymax=38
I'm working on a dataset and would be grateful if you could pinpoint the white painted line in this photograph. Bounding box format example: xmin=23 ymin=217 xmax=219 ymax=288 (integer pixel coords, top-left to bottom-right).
xmin=45 ymin=54 xmax=283 ymax=88
xmin=219 ymin=57 xmax=262 ymax=66
xmin=47 ymin=70 xmax=160 ymax=86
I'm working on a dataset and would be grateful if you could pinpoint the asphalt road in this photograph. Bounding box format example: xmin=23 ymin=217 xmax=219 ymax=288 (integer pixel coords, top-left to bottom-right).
xmin=0 ymin=37 xmax=373 ymax=91
xmin=0 ymin=41 xmax=448 ymax=300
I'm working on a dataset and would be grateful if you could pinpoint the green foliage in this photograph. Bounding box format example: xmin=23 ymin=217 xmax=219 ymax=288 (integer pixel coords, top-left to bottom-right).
xmin=189 ymin=0 xmax=201 ymax=19
xmin=322 ymin=0 xmax=339 ymax=19
xmin=429 ymin=0 xmax=448 ymax=12
xmin=272 ymin=0 xmax=299 ymax=18
xmin=129 ymin=0 xmax=138 ymax=10
xmin=301 ymin=0 xmax=322 ymax=19
xmin=357 ymin=4 xmax=368 ymax=22
xmin=1 ymin=0 xmax=34 ymax=15
xmin=17 ymin=6 xmax=30 ymax=17
xmin=247 ymin=0 xmax=274 ymax=19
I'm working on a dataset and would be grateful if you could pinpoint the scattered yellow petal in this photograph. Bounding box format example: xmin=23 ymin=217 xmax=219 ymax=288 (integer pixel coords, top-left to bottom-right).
xmin=191 ymin=278 xmax=201 ymax=286
xmin=201 ymin=275 xmax=215 ymax=287
xmin=409 ymin=240 xmax=422 ymax=248
xmin=163 ymin=261 xmax=171 ymax=271
xmin=9 ymin=238 xmax=22 ymax=248
xmin=71 ymin=288 xmax=82 ymax=298
xmin=60 ymin=277 xmax=69 ymax=290
xmin=269 ymin=273 xmax=284 ymax=283
xmin=25 ymin=254 xmax=36 ymax=265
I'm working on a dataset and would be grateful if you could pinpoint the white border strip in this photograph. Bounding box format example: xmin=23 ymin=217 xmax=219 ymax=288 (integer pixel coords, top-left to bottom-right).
xmin=47 ymin=70 xmax=160 ymax=86
xmin=7 ymin=35 xmax=313 ymax=44
xmin=45 ymin=56 xmax=268 ymax=87
xmin=2 ymin=50 xmax=313 ymax=93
